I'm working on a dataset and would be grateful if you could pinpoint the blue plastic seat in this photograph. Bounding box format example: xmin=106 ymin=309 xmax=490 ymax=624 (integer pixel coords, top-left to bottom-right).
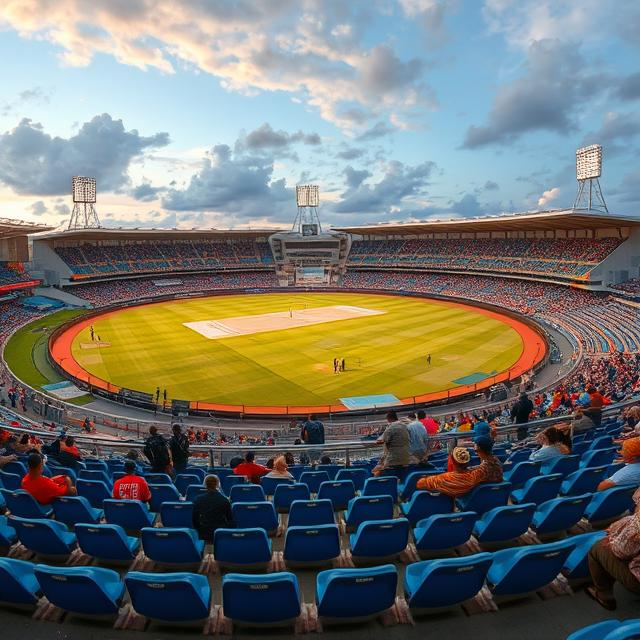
xmin=273 ymin=483 xmax=310 ymax=513
xmin=260 ymin=476 xmax=294 ymax=497
xmin=160 ymin=501 xmax=193 ymax=528
xmin=34 ymin=565 xmax=124 ymax=617
xmin=288 ymin=499 xmax=334 ymax=527
xmin=75 ymin=523 xmax=140 ymax=563
xmin=316 ymin=565 xmax=397 ymax=622
xmin=506 ymin=448 xmax=534 ymax=464
xmin=317 ymin=480 xmax=356 ymax=511
xmin=511 ymin=474 xmax=563 ymax=505
xmin=284 ymin=524 xmax=341 ymax=566
xmin=603 ymin=621 xmax=640 ymax=639
xmin=414 ymin=511 xmax=477 ymax=556
xmin=562 ymin=530 xmax=607 ymax=581
xmin=144 ymin=473 xmax=173 ymax=484
xmin=207 ymin=466 xmax=233 ymax=480
xmin=317 ymin=464 xmax=343 ymax=480
xmin=185 ymin=467 xmax=207 ymax=482
xmin=487 ymin=539 xmax=574 ymax=598
xmin=84 ymin=459 xmax=109 ymax=473
xmin=0 ymin=515 xmax=17 ymax=549
xmin=2 ymin=460 xmax=27 ymax=476
xmin=77 ymin=479 xmax=112 ymax=509
xmin=104 ymin=499 xmax=156 ymax=531
xmin=222 ymin=572 xmax=301 ymax=626
xmin=561 ymin=466 xmax=609 ymax=496
xmin=126 ymin=571 xmax=211 ymax=622
xmin=585 ymin=485 xmax=636 ymax=525
xmin=140 ymin=527 xmax=205 ymax=567
xmin=52 ymin=495 xmax=103 ymax=526
xmin=580 ymin=448 xmax=617 ymax=469
xmin=531 ymin=494 xmax=591 ymax=538
xmin=0 ymin=488 xmax=53 ymax=518
xmin=404 ymin=553 xmax=493 ymax=611
xmin=229 ymin=483 xmax=266 ymax=503
xmin=590 ymin=436 xmax=614 ymax=450
xmin=10 ymin=516 xmax=77 ymax=560
xmin=457 ymin=482 xmax=513 ymax=515
xmin=175 ymin=474 xmax=201 ymax=496
xmin=335 ymin=468 xmax=369 ymax=492
xmin=362 ymin=476 xmax=399 ymax=502
xmin=571 ymin=442 xmax=591 ymax=457
xmin=539 ymin=455 xmax=581 ymax=477
xmin=0 ymin=470 xmax=22 ymax=491
xmin=504 ymin=462 xmax=539 ymax=487
xmin=473 ymin=503 xmax=536 ymax=545
xmin=344 ymin=495 xmax=394 ymax=532
xmin=567 ymin=620 xmax=623 ymax=640
xmin=79 ymin=469 xmax=112 ymax=486
xmin=185 ymin=485 xmax=207 ymax=502
xmin=214 ymin=528 xmax=272 ymax=570
xmin=350 ymin=518 xmax=409 ymax=562
xmin=287 ymin=465 xmax=307 ymax=481
xmin=232 ymin=501 xmax=278 ymax=534
xmin=147 ymin=483 xmax=181 ymax=512
xmin=222 ymin=475 xmax=246 ymax=495
xmin=299 ymin=471 xmax=330 ymax=494
xmin=400 ymin=490 xmax=454 ymax=526
xmin=400 ymin=471 xmax=438 ymax=501
xmin=0 ymin=557 xmax=40 ymax=605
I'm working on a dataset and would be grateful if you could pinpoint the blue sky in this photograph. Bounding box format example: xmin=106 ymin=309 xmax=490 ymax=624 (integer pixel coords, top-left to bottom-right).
xmin=0 ymin=0 xmax=638 ymax=229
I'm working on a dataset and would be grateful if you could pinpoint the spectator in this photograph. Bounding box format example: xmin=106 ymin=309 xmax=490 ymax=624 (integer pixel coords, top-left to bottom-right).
xmin=418 ymin=409 xmax=439 ymax=435
xmin=284 ymin=451 xmax=295 ymax=466
xmin=191 ymin=475 xmax=233 ymax=543
xmin=233 ymin=451 xmax=270 ymax=484
xmin=597 ymin=438 xmax=640 ymax=491
xmin=21 ymin=452 xmax=76 ymax=504
xmin=586 ymin=487 xmax=640 ymax=610
xmin=143 ymin=426 xmax=173 ymax=475
xmin=529 ymin=427 xmax=572 ymax=463
xmin=57 ymin=436 xmax=83 ymax=468
xmin=320 ymin=455 xmax=332 ymax=465
xmin=293 ymin=439 xmax=310 ymax=465
xmin=571 ymin=407 xmax=596 ymax=436
xmin=511 ymin=392 xmax=534 ymax=440
xmin=112 ymin=460 xmax=151 ymax=502
xmin=469 ymin=435 xmax=503 ymax=483
xmin=584 ymin=386 xmax=606 ymax=426
xmin=169 ymin=424 xmax=190 ymax=472
xmin=265 ymin=456 xmax=294 ymax=480
xmin=406 ymin=412 xmax=430 ymax=462
xmin=416 ymin=446 xmax=475 ymax=497
xmin=374 ymin=411 xmax=410 ymax=476
xmin=301 ymin=414 xmax=325 ymax=462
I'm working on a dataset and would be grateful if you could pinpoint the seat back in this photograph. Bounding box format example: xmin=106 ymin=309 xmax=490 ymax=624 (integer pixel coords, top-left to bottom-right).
xmin=590 ymin=436 xmax=614 ymax=450
xmin=141 ymin=527 xmax=203 ymax=564
xmin=0 ymin=557 xmax=39 ymax=605
xmin=317 ymin=481 xmax=356 ymax=510
xmin=362 ymin=477 xmax=398 ymax=501
xmin=221 ymin=475 xmax=246 ymax=495
xmin=222 ymin=572 xmax=301 ymax=624
xmin=474 ymin=504 xmax=535 ymax=543
xmin=415 ymin=511 xmax=477 ymax=550
xmin=273 ymin=483 xmax=310 ymax=513
xmin=402 ymin=491 xmax=454 ymax=525
xmin=52 ymin=495 xmax=100 ymax=525
xmin=316 ymin=565 xmax=397 ymax=619
xmin=147 ymin=483 xmax=181 ymax=512
xmin=84 ymin=460 xmax=109 ymax=473
xmin=231 ymin=501 xmax=278 ymax=533
xmin=335 ymin=468 xmax=369 ymax=491
xmin=562 ymin=530 xmax=608 ymax=580
xmin=78 ymin=469 xmax=112 ymax=486
xmin=351 ymin=518 xmax=409 ymax=558
xmin=144 ymin=473 xmax=173 ymax=484
xmin=299 ymin=471 xmax=330 ymax=494
xmin=2 ymin=489 xmax=51 ymax=518
xmin=586 ymin=485 xmax=636 ymax=524
xmin=75 ymin=523 xmax=138 ymax=561
xmin=505 ymin=462 xmax=539 ymax=486
xmin=516 ymin=474 xmax=563 ymax=505
xmin=2 ymin=460 xmax=27 ymax=476
xmin=0 ymin=470 xmax=22 ymax=491
xmin=159 ymin=501 xmax=193 ymax=528
xmin=259 ymin=477 xmax=293 ymax=498
xmin=185 ymin=485 xmax=207 ymax=502
xmin=288 ymin=499 xmax=334 ymax=527
xmin=400 ymin=471 xmax=439 ymax=501
xmin=175 ymin=474 xmax=201 ymax=496
xmin=317 ymin=464 xmax=343 ymax=480
xmin=539 ymin=455 xmax=580 ymax=477
xmin=580 ymin=448 xmax=617 ymax=469
xmin=459 ymin=482 xmax=512 ymax=514
xmin=284 ymin=524 xmax=341 ymax=564
xmin=213 ymin=527 xmax=272 ymax=566
xmin=34 ymin=565 xmax=122 ymax=615
xmin=229 ymin=484 xmax=266 ymax=503
xmin=104 ymin=499 xmax=153 ymax=530
xmin=533 ymin=494 xmax=591 ymax=536
xmin=77 ymin=479 xmax=112 ymax=509
xmin=562 ymin=466 xmax=609 ymax=496
xmin=345 ymin=495 xmax=394 ymax=531
xmin=125 ymin=571 xmax=211 ymax=622
xmin=10 ymin=516 xmax=75 ymax=557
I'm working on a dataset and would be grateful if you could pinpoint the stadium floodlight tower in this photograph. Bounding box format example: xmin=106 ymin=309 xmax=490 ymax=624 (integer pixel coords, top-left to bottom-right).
xmin=269 ymin=184 xmax=351 ymax=287
xmin=68 ymin=176 xmax=101 ymax=230
xmin=573 ymin=144 xmax=608 ymax=213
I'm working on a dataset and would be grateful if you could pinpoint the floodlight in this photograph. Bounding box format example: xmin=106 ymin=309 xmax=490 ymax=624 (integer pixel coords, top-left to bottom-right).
xmin=296 ymin=184 xmax=320 ymax=208
xmin=576 ymin=144 xmax=602 ymax=180
xmin=72 ymin=176 xmax=97 ymax=203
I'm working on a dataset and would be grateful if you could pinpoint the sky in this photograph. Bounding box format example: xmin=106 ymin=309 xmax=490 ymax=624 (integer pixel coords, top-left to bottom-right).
xmin=0 ymin=0 xmax=639 ymax=230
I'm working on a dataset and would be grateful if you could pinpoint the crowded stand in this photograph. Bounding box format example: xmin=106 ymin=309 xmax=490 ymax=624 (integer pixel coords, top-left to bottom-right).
xmin=0 ymin=263 xmax=32 ymax=287
xmin=612 ymin=277 xmax=640 ymax=295
xmin=55 ymin=239 xmax=273 ymax=278
xmin=348 ymin=238 xmax=623 ymax=279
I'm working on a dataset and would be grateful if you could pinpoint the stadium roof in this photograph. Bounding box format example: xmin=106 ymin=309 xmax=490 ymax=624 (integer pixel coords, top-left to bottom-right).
xmin=35 ymin=226 xmax=284 ymax=242
xmin=333 ymin=209 xmax=640 ymax=235
xmin=0 ymin=217 xmax=54 ymax=239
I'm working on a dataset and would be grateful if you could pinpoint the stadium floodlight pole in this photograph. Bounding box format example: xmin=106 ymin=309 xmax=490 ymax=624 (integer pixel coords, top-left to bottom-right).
xmin=293 ymin=184 xmax=322 ymax=233
xmin=573 ymin=144 xmax=608 ymax=213
xmin=68 ymin=176 xmax=101 ymax=230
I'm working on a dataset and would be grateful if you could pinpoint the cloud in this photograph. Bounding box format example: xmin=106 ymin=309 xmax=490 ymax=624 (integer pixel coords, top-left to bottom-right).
xmin=161 ymin=143 xmax=294 ymax=220
xmin=131 ymin=181 xmax=166 ymax=202
xmin=336 ymin=147 xmax=366 ymax=160
xmin=0 ymin=1 xmax=434 ymax=130
xmin=29 ymin=200 xmax=47 ymax=216
xmin=343 ymin=166 xmax=372 ymax=190
xmin=538 ymin=187 xmax=560 ymax=207
xmin=582 ymin=112 xmax=640 ymax=155
xmin=239 ymin=123 xmax=321 ymax=155
xmin=463 ymin=40 xmax=602 ymax=148
xmin=357 ymin=121 xmax=394 ymax=141
xmin=484 ymin=180 xmax=499 ymax=190
xmin=398 ymin=0 xmax=455 ymax=48
xmin=333 ymin=160 xmax=436 ymax=214
xmin=616 ymin=72 xmax=640 ymax=101
xmin=1 ymin=85 xmax=51 ymax=116
xmin=0 ymin=114 xmax=169 ymax=196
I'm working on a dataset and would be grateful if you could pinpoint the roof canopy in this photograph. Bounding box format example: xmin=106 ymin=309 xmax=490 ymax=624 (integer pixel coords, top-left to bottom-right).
xmin=0 ymin=218 xmax=54 ymax=239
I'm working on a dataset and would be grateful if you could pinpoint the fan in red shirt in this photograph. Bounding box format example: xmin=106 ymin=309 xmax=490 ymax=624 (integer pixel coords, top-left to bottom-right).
xmin=21 ymin=453 xmax=76 ymax=504
xmin=233 ymin=451 xmax=269 ymax=484
xmin=417 ymin=410 xmax=439 ymax=435
xmin=112 ymin=460 xmax=152 ymax=502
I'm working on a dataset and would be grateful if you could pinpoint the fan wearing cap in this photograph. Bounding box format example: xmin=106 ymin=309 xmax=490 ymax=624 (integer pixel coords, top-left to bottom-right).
xmin=416 ymin=446 xmax=477 ymax=497
xmin=597 ymin=437 xmax=640 ymax=492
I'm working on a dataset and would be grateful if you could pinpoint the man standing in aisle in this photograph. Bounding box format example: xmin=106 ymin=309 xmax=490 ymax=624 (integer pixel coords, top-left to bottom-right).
xmin=301 ymin=413 xmax=325 ymax=462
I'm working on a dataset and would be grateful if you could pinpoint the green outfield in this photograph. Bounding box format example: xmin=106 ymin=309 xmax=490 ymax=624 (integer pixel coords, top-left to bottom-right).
xmin=65 ymin=292 xmax=525 ymax=407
